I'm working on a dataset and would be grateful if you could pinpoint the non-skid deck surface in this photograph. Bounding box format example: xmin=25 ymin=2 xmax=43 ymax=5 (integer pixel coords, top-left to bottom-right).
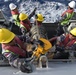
xmin=0 ymin=62 xmax=76 ymax=75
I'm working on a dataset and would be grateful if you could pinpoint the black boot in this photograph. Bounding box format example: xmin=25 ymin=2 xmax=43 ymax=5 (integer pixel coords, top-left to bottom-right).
xmin=20 ymin=62 xmax=33 ymax=73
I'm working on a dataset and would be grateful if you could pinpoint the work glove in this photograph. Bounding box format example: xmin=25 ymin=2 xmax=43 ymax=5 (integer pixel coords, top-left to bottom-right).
xmin=32 ymin=45 xmax=37 ymax=51
xmin=56 ymin=46 xmax=65 ymax=52
xmin=21 ymin=28 xmax=26 ymax=36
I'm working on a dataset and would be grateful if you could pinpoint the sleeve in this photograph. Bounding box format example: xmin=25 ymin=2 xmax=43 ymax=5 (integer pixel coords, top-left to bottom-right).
xmin=66 ymin=42 xmax=76 ymax=50
xmin=20 ymin=24 xmax=25 ymax=28
xmin=2 ymin=49 xmax=10 ymax=54
xmin=2 ymin=48 xmax=12 ymax=58
xmin=60 ymin=14 xmax=67 ymax=22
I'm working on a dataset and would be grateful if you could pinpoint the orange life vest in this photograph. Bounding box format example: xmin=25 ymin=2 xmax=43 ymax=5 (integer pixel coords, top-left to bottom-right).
xmin=20 ymin=21 xmax=31 ymax=32
xmin=2 ymin=36 xmax=26 ymax=57
xmin=59 ymin=34 xmax=76 ymax=47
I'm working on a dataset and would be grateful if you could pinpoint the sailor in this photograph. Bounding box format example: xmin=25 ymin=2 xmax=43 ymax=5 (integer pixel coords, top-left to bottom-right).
xmin=0 ymin=28 xmax=33 ymax=73
xmin=53 ymin=27 xmax=76 ymax=59
xmin=34 ymin=14 xmax=44 ymax=26
xmin=19 ymin=7 xmax=36 ymax=35
xmin=56 ymin=1 xmax=75 ymax=36
xmin=9 ymin=3 xmax=20 ymax=27
xmin=19 ymin=13 xmax=32 ymax=35
xmin=9 ymin=3 xmax=36 ymax=35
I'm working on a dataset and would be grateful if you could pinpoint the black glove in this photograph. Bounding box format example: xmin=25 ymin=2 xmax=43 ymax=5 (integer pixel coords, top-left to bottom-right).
xmin=21 ymin=28 xmax=26 ymax=36
xmin=20 ymin=61 xmax=33 ymax=73
xmin=56 ymin=46 xmax=64 ymax=52
xmin=38 ymin=40 xmax=44 ymax=47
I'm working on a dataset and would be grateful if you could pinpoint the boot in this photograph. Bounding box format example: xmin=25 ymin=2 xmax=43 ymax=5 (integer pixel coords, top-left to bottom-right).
xmin=20 ymin=61 xmax=33 ymax=73
xmin=39 ymin=55 xmax=48 ymax=68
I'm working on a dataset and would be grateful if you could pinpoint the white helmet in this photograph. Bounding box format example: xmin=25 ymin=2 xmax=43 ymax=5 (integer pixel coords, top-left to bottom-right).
xmin=68 ymin=1 xmax=75 ymax=8
xmin=9 ymin=3 xmax=17 ymax=10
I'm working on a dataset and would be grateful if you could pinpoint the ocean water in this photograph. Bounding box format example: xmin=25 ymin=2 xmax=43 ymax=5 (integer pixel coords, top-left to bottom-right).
xmin=0 ymin=0 xmax=76 ymax=22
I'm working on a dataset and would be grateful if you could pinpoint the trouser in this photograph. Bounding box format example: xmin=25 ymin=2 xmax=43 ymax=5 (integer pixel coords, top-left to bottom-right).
xmin=3 ymin=52 xmax=26 ymax=68
xmin=53 ymin=51 xmax=69 ymax=59
xmin=3 ymin=50 xmax=33 ymax=67
xmin=56 ymin=25 xmax=64 ymax=36
xmin=3 ymin=51 xmax=33 ymax=73
xmin=56 ymin=25 xmax=69 ymax=36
